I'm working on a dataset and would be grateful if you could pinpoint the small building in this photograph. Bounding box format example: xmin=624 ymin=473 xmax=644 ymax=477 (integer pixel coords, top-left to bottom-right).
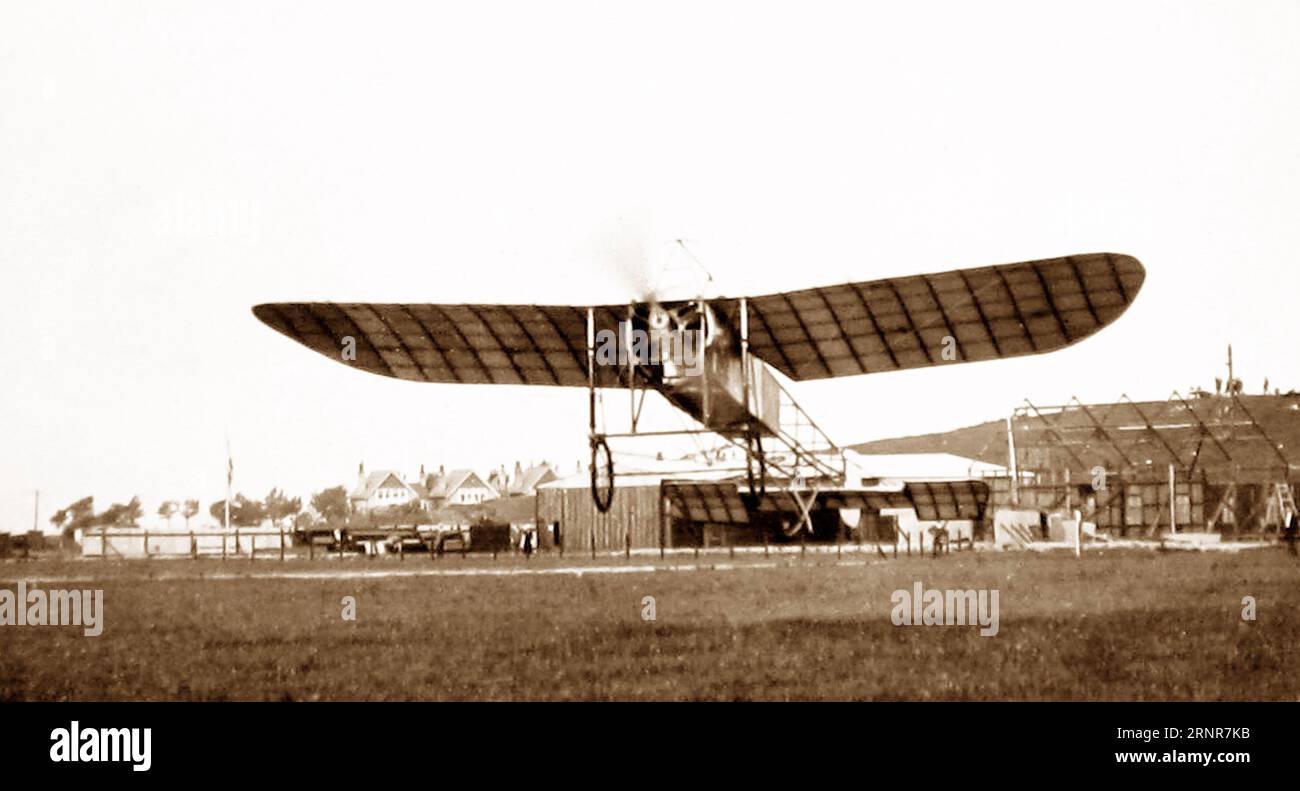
xmin=536 ymin=469 xmax=685 ymax=553
xmin=350 ymin=465 xmax=425 ymax=513
xmin=423 ymin=468 xmax=498 ymax=506
xmin=847 ymin=451 xmax=1012 ymax=549
xmin=79 ymin=525 xmax=287 ymax=558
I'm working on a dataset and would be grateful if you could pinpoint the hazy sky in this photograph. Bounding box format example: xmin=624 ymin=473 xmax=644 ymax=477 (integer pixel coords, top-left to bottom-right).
xmin=3 ymin=1 xmax=1298 ymax=531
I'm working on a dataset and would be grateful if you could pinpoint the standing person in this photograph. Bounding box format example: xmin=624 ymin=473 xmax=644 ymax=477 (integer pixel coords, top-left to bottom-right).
xmin=1283 ymin=511 xmax=1299 ymax=557
xmin=523 ymin=528 xmax=534 ymax=558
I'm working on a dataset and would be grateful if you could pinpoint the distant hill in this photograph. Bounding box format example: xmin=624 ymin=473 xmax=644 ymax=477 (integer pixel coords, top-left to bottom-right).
xmin=849 ymin=420 xmax=1009 ymax=466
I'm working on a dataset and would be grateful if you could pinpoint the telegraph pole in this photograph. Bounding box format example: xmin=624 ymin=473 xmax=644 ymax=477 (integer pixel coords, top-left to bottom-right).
xmin=1006 ymin=413 xmax=1020 ymax=506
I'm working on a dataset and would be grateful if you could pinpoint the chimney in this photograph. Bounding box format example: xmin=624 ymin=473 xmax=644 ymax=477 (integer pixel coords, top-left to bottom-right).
xmin=420 ymin=463 xmax=426 ymax=478
xmin=358 ymin=461 xmax=365 ymax=488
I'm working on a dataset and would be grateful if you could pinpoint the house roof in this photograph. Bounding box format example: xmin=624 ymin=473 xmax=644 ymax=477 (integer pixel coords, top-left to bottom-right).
xmin=426 ymin=468 xmax=495 ymax=499
xmin=508 ymin=464 xmax=558 ymax=495
xmin=350 ymin=471 xmax=420 ymax=501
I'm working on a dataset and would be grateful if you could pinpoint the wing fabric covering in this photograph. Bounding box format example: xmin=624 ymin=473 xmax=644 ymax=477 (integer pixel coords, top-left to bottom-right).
xmin=817 ymin=480 xmax=990 ymax=521
xmin=252 ymin=252 xmax=1142 ymax=386
xmin=732 ymin=252 xmax=1144 ymax=381
xmin=663 ymin=480 xmax=990 ymax=525
xmin=663 ymin=481 xmax=752 ymax=525
xmin=251 ymin=303 xmax=632 ymax=387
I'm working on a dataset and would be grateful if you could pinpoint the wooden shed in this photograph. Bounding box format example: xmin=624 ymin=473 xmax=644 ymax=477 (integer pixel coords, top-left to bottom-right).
xmin=536 ymin=475 xmax=668 ymax=553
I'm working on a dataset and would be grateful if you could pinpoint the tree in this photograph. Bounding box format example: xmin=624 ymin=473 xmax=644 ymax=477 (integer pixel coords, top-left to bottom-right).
xmin=50 ymin=496 xmax=95 ymax=540
xmin=97 ymin=496 xmax=143 ymax=527
xmin=233 ymin=494 xmax=266 ymax=527
xmin=208 ymin=494 xmax=266 ymax=527
xmin=311 ymin=486 xmax=351 ymax=525
xmin=122 ymin=496 xmax=143 ymax=526
xmin=263 ymin=488 xmax=302 ymax=530
xmin=182 ymin=499 xmax=200 ymax=529
xmin=158 ymin=500 xmax=178 ymax=528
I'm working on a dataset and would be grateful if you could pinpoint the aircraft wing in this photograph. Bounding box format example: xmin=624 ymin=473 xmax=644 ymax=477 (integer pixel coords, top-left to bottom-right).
xmin=662 ymin=481 xmax=753 ymax=524
xmin=728 ymin=252 xmax=1143 ymax=381
xmin=251 ymin=302 xmax=637 ymax=387
xmin=253 ymin=252 xmax=1141 ymax=387
xmin=812 ymin=480 xmax=991 ymax=521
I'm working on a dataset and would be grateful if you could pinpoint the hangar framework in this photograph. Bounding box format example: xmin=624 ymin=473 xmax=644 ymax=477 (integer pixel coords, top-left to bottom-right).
xmin=1006 ymin=391 xmax=1298 ymax=533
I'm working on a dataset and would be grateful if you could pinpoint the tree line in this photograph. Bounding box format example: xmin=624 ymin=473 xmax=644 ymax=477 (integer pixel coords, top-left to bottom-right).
xmin=45 ymin=485 xmax=419 ymax=539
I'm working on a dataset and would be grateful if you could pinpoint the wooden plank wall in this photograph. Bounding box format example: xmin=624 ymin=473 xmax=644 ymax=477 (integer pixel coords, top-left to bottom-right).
xmin=536 ymin=486 xmax=665 ymax=552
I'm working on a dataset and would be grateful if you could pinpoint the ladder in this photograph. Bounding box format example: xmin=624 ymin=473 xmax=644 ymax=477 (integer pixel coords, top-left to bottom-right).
xmin=1273 ymin=483 xmax=1297 ymax=528
xmin=1207 ymin=482 xmax=1237 ymax=532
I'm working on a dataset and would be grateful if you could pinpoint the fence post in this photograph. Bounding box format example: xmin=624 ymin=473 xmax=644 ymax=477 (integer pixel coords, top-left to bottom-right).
xmin=190 ymin=530 xmax=196 ymax=561
xmin=279 ymin=524 xmax=285 ymax=562
xmin=102 ymin=527 xmax=108 ymax=560
xmin=221 ymin=531 xmax=227 ymax=562
xmin=143 ymin=530 xmax=149 ymax=559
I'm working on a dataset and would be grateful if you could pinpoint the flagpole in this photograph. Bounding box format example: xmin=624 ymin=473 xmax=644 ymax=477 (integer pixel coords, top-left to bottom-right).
xmin=225 ymin=435 xmax=232 ymax=533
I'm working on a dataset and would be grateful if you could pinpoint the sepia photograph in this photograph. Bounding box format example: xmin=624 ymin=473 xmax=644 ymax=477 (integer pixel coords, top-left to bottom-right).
xmin=1 ymin=0 xmax=1295 ymax=776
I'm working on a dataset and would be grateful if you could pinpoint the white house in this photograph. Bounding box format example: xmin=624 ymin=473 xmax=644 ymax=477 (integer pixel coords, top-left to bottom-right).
xmin=423 ymin=468 xmax=498 ymax=506
xmin=350 ymin=465 xmax=424 ymax=513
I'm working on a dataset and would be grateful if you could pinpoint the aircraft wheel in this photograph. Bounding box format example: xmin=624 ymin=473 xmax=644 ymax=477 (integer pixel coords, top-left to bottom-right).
xmin=591 ymin=435 xmax=615 ymax=513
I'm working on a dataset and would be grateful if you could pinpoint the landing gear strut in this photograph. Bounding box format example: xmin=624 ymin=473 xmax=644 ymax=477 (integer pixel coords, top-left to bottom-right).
xmin=743 ymin=430 xmax=766 ymax=509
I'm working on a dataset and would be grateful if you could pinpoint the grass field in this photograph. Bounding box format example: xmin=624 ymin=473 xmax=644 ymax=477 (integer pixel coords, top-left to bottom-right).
xmin=2 ymin=548 xmax=1298 ymax=700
